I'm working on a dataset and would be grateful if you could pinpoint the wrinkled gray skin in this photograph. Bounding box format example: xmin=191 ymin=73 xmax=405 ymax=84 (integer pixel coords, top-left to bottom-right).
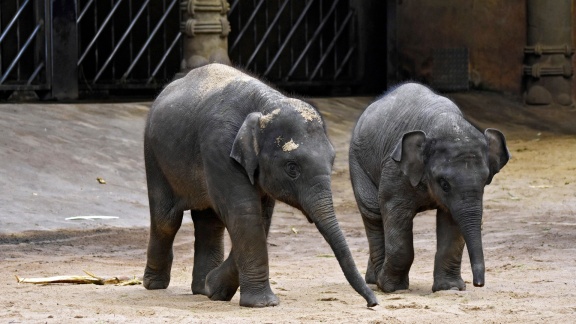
xmin=143 ymin=63 xmax=378 ymax=308
xmin=349 ymin=83 xmax=510 ymax=293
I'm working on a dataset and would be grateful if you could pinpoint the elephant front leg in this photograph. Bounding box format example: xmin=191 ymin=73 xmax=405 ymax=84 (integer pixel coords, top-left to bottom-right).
xmin=230 ymin=212 xmax=278 ymax=307
xmin=205 ymin=197 xmax=276 ymax=303
xmin=432 ymin=208 xmax=466 ymax=292
xmin=380 ymin=206 xmax=415 ymax=293
xmin=191 ymin=209 xmax=225 ymax=295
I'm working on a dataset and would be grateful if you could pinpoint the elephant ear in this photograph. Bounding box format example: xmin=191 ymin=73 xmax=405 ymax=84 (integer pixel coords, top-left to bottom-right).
xmin=484 ymin=128 xmax=510 ymax=185
xmin=230 ymin=112 xmax=262 ymax=185
xmin=391 ymin=131 xmax=427 ymax=187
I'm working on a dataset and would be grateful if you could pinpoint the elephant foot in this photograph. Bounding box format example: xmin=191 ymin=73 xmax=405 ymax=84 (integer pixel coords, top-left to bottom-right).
xmin=432 ymin=276 xmax=466 ymax=292
xmin=143 ymin=265 xmax=171 ymax=290
xmin=378 ymin=273 xmax=409 ymax=293
xmin=365 ymin=268 xmax=377 ymax=285
xmin=192 ymin=279 xmax=208 ymax=296
xmin=239 ymin=286 xmax=280 ymax=308
xmin=205 ymin=259 xmax=239 ymax=301
xmin=364 ymin=272 xmax=378 ymax=284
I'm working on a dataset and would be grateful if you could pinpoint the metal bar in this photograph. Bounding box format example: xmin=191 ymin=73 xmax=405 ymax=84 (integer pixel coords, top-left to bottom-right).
xmin=263 ymin=0 xmax=316 ymax=77
xmin=129 ymin=0 xmax=134 ymax=67
xmin=0 ymin=84 xmax=47 ymax=90
xmin=309 ymin=10 xmax=353 ymax=80
xmin=111 ymin=0 xmax=117 ymax=78
xmin=286 ymin=0 xmax=340 ymax=79
xmin=147 ymin=32 xmax=181 ymax=84
xmin=244 ymin=0 xmax=289 ymax=68
xmin=230 ymin=0 xmax=266 ymax=52
xmin=52 ymin=0 xmax=78 ymax=99
xmin=43 ymin=0 xmax=52 ymax=90
xmin=144 ymin=0 xmax=149 ymax=77
xmin=26 ymin=61 xmax=44 ymax=85
xmin=77 ymin=0 xmax=124 ymax=66
xmin=334 ymin=45 xmax=355 ymax=79
xmin=0 ymin=0 xmax=30 ymax=44
xmin=0 ymin=23 xmax=41 ymax=84
xmin=77 ymin=0 xmax=95 ymax=23
xmin=121 ymin=0 xmax=178 ymax=81
xmin=230 ymin=0 xmax=239 ymax=14
xmin=92 ymin=0 xmax=151 ymax=84
xmin=16 ymin=0 xmax=22 ymax=81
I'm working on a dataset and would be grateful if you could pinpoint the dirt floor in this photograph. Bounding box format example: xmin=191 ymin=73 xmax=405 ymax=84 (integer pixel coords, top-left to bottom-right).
xmin=1 ymin=92 xmax=575 ymax=323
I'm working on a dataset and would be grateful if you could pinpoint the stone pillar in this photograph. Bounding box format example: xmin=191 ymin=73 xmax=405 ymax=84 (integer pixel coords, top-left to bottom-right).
xmin=180 ymin=0 xmax=231 ymax=73
xmin=524 ymin=0 xmax=574 ymax=106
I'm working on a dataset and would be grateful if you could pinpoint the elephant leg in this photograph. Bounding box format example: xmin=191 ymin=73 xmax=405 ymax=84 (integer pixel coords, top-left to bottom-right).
xmin=206 ymin=196 xmax=277 ymax=306
xmin=350 ymin=161 xmax=382 ymax=285
xmin=380 ymin=205 xmax=415 ymax=293
xmin=143 ymin=175 xmax=183 ymax=289
xmin=191 ymin=209 xmax=225 ymax=295
xmin=261 ymin=195 xmax=275 ymax=237
xmin=362 ymin=214 xmax=385 ymax=285
xmin=366 ymin=258 xmax=376 ymax=285
xmin=205 ymin=249 xmax=240 ymax=301
xmin=432 ymin=208 xmax=466 ymax=292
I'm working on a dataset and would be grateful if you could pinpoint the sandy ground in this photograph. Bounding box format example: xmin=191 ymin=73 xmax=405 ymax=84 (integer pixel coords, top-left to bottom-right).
xmin=1 ymin=93 xmax=575 ymax=323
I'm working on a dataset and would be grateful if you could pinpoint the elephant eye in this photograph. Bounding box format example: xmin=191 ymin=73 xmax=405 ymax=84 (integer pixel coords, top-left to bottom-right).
xmin=439 ymin=178 xmax=451 ymax=192
xmin=284 ymin=161 xmax=301 ymax=179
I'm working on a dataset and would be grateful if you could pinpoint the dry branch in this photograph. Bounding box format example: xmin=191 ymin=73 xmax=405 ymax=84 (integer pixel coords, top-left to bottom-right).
xmin=15 ymin=270 xmax=142 ymax=286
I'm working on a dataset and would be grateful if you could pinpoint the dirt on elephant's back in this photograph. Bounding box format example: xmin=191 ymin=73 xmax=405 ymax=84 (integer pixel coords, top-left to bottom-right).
xmin=1 ymin=94 xmax=576 ymax=323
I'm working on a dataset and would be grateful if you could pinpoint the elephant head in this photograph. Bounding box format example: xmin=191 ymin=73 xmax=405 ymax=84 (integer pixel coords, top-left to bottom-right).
xmin=392 ymin=128 xmax=510 ymax=287
xmin=231 ymin=99 xmax=378 ymax=306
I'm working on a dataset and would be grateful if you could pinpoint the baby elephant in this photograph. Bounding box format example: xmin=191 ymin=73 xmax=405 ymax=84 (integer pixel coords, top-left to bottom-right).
xmin=349 ymin=83 xmax=510 ymax=293
xmin=143 ymin=63 xmax=377 ymax=307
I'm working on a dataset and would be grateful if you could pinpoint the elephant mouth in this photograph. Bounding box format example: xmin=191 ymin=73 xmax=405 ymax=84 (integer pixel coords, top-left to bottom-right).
xmin=302 ymin=211 xmax=314 ymax=224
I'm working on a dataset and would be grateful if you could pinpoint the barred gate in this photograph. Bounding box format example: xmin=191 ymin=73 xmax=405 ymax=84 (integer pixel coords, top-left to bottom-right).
xmin=1 ymin=0 xmax=359 ymax=99
xmin=0 ymin=0 xmax=51 ymax=95
xmin=76 ymin=0 xmax=181 ymax=91
xmin=0 ymin=0 xmax=182 ymax=99
xmin=228 ymin=0 xmax=358 ymax=91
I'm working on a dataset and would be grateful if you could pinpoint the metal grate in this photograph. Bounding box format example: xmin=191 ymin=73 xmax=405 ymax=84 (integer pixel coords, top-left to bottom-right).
xmin=76 ymin=0 xmax=182 ymax=91
xmin=228 ymin=0 xmax=357 ymax=89
xmin=0 ymin=0 xmax=50 ymax=91
xmin=431 ymin=48 xmax=469 ymax=92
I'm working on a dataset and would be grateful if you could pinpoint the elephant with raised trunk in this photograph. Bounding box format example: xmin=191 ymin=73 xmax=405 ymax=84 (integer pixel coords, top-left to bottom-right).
xmin=143 ymin=63 xmax=378 ymax=308
xmin=349 ymin=83 xmax=510 ymax=293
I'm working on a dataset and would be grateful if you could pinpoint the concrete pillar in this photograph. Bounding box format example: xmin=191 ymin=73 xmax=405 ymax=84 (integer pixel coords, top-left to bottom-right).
xmin=524 ymin=0 xmax=574 ymax=106
xmin=180 ymin=0 xmax=231 ymax=73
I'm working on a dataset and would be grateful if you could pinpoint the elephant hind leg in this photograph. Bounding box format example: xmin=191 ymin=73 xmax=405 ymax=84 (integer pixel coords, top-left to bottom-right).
xmin=205 ymin=249 xmax=240 ymax=301
xmin=350 ymin=161 xmax=383 ymax=285
xmin=362 ymin=215 xmax=384 ymax=285
xmin=143 ymin=152 xmax=184 ymax=290
xmin=191 ymin=209 xmax=225 ymax=295
xmin=143 ymin=199 xmax=184 ymax=290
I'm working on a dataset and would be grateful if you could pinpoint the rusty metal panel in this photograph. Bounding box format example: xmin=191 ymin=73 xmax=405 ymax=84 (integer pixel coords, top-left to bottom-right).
xmin=431 ymin=47 xmax=469 ymax=92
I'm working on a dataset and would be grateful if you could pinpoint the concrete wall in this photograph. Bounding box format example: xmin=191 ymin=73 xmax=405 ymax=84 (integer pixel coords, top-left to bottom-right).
xmin=395 ymin=0 xmax=574 ymax=99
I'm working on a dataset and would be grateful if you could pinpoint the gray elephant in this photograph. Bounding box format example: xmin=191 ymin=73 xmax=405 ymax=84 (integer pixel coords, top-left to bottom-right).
xmin=143 ymin=63 xmax=378 ymax=307
xmin=349 ymin=83 xmax=509 ymax=293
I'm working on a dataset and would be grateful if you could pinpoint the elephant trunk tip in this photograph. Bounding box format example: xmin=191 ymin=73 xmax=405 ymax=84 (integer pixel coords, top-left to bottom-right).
xmin=366 ymin=295 xmax=379 ymax=307
xmin=472 ymin=264 xmax=485 ymax=288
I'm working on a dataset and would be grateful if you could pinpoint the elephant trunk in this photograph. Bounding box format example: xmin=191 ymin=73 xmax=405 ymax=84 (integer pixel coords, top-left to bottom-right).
xmin=452 ymin=203 xmax=485 ymax=287
xmin=303 ymin=183 xmax=378 ymax=307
